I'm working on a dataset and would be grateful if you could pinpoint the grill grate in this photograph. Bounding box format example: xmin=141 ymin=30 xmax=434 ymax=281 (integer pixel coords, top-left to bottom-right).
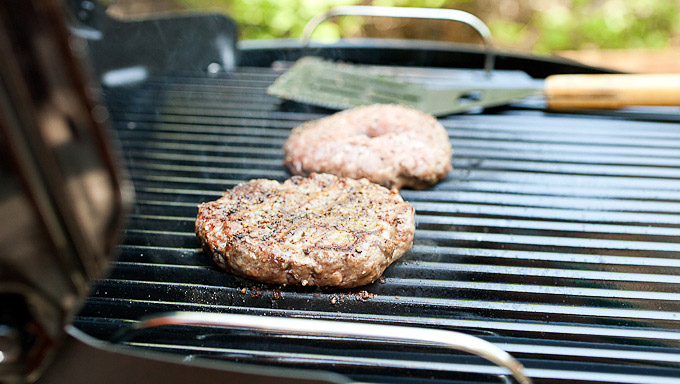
xmin=75 ymin=66 xmax=680 ymax=384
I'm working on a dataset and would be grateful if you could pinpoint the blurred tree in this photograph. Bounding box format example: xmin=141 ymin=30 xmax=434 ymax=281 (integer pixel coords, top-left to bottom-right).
xmin=530 ymin=0 xmax=680 ymax=52
xmin=179 ymin=0 xmax=363 ymax=40
xmin=156 ymin=0 xmax=680 ymax=53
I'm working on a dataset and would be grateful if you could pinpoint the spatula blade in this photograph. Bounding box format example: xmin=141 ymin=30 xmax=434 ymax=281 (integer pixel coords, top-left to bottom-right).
xmin=267 ymin=57 xmax=541 ymax=116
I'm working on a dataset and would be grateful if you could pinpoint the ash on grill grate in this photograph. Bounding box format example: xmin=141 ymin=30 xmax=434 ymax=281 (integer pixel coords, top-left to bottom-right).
xmin=77 ymin=67 xmax=680 ymax=384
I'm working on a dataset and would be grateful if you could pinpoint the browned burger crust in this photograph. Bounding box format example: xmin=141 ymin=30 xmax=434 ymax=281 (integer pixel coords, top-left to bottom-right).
xmin=195 ymin=173 xmax=415 ymax=288
xmin=283 ymin=104 xmax=453 ymax=189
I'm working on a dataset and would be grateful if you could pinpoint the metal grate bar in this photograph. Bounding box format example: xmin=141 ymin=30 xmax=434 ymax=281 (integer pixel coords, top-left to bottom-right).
xmin=79 ymin=297 xmax=680 ymax=343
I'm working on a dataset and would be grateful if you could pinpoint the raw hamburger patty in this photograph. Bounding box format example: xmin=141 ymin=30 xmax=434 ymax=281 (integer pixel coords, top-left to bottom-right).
xmin=283 ymin=104 xmax=453 ymax=189
xmin=195 ymin=173 xmax=415 ymax=288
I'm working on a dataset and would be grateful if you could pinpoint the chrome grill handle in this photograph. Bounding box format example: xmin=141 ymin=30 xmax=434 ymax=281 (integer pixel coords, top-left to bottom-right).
xmin=111 ymin=311 xmax=532 ymax=384
xmin=300 ymin=6 xmax=495 ymax=77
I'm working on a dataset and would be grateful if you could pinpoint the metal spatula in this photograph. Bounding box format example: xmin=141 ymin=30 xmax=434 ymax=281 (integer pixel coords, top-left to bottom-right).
xmin=267 ymin=56 xmax=680 ymax=116
xmin=267 ymin=57 xmax=542 ymax=116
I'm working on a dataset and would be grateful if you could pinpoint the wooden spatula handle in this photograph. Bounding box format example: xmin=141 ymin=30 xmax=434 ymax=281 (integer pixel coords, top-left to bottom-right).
xmin=545 ymin=74 xmax=680 ymax=109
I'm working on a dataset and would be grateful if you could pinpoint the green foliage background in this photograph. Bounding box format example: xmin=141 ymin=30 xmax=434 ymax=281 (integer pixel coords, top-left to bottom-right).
xmin=177 ymin=0 xmax=680 ymax=53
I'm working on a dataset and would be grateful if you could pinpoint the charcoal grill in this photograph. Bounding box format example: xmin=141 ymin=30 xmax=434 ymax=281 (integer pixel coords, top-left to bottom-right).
xmin=7 ymin=2 xmax=680 ymax=384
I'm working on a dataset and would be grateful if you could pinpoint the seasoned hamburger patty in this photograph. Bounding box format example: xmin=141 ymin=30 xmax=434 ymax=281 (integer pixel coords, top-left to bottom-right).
xmin=195 ymin=173 xmax=415 ymax=288
xmin=283 ymin=104 xmax=453 ymax=189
